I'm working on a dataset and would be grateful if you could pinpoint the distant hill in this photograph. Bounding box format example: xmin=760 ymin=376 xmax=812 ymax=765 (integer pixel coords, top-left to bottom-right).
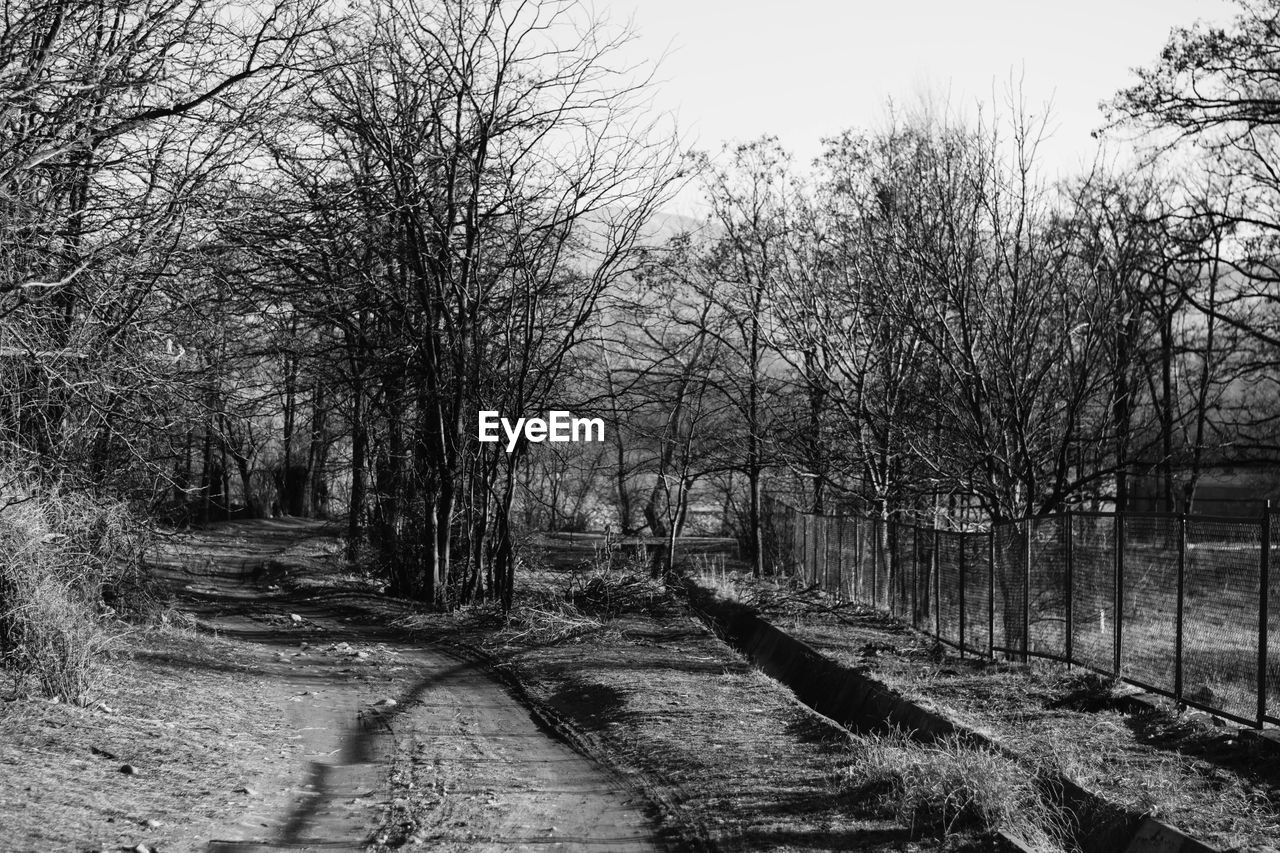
xmin=639 ymin=209 xmax=706 ymax=245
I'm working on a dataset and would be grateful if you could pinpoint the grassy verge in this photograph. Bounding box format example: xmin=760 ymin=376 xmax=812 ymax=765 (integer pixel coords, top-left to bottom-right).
xmin=371 ymin=538 xmax=1018 ymax=852
xmin=0 ymin=623 xmax=302 ymax=851
xmin=704 ymin=570 xmax=1280 ymax=852
xmin=844 ymin=730 xmax=1070 ymax=851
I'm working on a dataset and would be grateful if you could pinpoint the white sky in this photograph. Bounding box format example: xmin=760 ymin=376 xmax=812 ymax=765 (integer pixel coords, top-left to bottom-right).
xmin=601 ymin=0 xmax=1239 ymax=215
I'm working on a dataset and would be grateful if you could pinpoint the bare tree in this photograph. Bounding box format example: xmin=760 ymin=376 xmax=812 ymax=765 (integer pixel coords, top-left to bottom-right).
xmin=234 ymin=0 xmax=678 ymax=606
xmin=1110 ymin=0 xmax=1280 ymax=390
xmin=0 ymin=0 xmax=329 ymax=492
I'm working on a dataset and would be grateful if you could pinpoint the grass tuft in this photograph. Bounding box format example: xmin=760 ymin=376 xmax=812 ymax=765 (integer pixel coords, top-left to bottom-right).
xmin=844 ymin=729 xmax=1071 ymax=851
xmin=0 ymin=485 xmax=152 ymax=704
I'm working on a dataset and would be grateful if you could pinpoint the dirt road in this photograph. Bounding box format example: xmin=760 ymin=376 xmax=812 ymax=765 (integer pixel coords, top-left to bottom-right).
xmin=153 ymin=520 xmax=658 ymax=852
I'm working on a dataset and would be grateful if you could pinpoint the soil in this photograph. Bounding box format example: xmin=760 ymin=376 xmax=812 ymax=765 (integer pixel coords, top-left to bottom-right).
xmin=13 ymin=519 xmax=1107 ymax=852
xmin=316 ymin=537 xmax=957 ymax=852
xmin=2 ymin=522 xmax=977 ymax=853
xmin=469 ymin=614 xmax=916 ymax=852
xmin=1 ymin=520 xmax=657 ymax=852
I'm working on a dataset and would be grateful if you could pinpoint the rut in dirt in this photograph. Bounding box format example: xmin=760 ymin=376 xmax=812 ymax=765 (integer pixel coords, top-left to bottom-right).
xmin=155 ymin=520 xmax=659 ymax=852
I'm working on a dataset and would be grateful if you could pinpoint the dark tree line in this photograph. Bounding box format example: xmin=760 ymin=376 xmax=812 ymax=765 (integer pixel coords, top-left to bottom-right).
xmin=1 ymin=0 xmax=678 ymax=609
xmin=7 ymin=0 xmax=1280 ymax=616
xmin=572 ymin=1 xmax=1280 ymax=579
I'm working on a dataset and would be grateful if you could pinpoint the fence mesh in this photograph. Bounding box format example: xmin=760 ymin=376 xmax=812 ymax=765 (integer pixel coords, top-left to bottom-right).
xmin=937 ymin=531 xmax=961 ymax=647
xmin=757 ymin=496 xmax=1278 ymax=726
xmin=838 ymin=516 xmax=856 ymax=602
xmin=911 ymin=525 xmax=933 ymax=632
xmin=1070 ymin=513 xmax=1115 ymax=674
xmin=814 ymin=515 xmax=828 ymax=589
xmin=857 ymin=518 xmax=875 ymax=604
xmin=991 ymin=523 xmax=1025 ymax=658
xmin=1182 ymin=517 xmax=1260 ymax=722
xmin=770 ymin=497 xmax=797 ymax=575
xmin=805 ymin=514 xmax=818 ymax=586
xmin=828 ymin=516 xmax=845 ymax=600
xmin=963 ymin=533 xmax=991 ymax=656
xmin=873 ymin=519 xmax=889 ymax=611
xmin=1120 ymin=514 xmax=1178 ymax=693
xmin=1029 ymin=516 xmax=1067 ymax=660
xmin=892 ymin=523 xmax=911 ymax=619
xmin=1269 ymin=515 xmax=1280 ymax=724
xmin=809 ymin=514 xmax=821 ymax=586
xmin=814 ymin=515 xmax=827 ymax=585
xmin=828 ymin=516 xmax=842 ymax=594
xmin=790 ymin=505 xmax=801 ymax=573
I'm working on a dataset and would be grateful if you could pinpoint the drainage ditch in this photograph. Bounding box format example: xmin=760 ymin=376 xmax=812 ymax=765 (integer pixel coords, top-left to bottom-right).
xmin=683 ymin=584 xmax=1220 ymax=853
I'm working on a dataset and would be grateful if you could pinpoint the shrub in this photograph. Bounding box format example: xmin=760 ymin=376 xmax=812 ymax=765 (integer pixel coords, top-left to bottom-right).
xmin=0 ymin=484 xmax=152 ymax=705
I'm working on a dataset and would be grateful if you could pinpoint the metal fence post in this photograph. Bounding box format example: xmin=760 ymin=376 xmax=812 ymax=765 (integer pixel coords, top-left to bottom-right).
xmin=901 ymin=522 xmax=909 ymax=617
xmin=1065 ymin=511 xmax=1075 ymax=668
xmin=788 ymin=504 xmax=798 ymax=571
xmin=888 ymin=518 xmax=897 ymax=616
xmin=808 ymin=514 xmax=816 ymax=586
xmin=871 ymin=518 xmax=879 ymax=608
xmin=800 ymin=512 xmax=808 ymax=584
xmin=835 ymin=514 xmax=845 ymax=602
xmin=808 ymin=515 xmax=815 ymax=586
xmin=778 ymin=504 xmax=788 ymax=571
xmin=810 ymin=513 xmax=818 ymax=587
xmin=897 ymin=520 xmax=906 ymax=616
xmin=959 ymin=533 xmax=967 ymax=657
xmin=816 ymin=515 xmax=823 ymax=590
xmin=1175 ymin=511 xmax=1186 ymax=704
xmin=988 ymin=526 xmax=996 ymax=659
xmin=1023 ymin=520 xmax=1032 ymax=663
xmin=934 ymin=523 xmax=941 ymax=641
xmin=1258 ymin=500 xmax=1271 ymax=728
xmin=1114 ymin=513 xmax=1125 ymax=678
xmin=912 ymin=524 xmax=920 ymax=629
xmin=853 ymin=515 xmax=862 ymax=603
xmin=783 ymin=503 xmax=791 ymax=573
xmin=782 ymin=502 xmax=789 ymax=572
xmin=819 ymin=515 xmax=827 ymax=592
xmin=830 ymin=515 xmax=836 ymax=592
xmin=898 ymin=520 xmax=907 ymax=616
xmin=776 ymin=499 xmax=784 ymax=572
xmin=814 ymin=512 xmax=824 ymax=584
xmin=896 ymin=519 xmax=905 ymax=616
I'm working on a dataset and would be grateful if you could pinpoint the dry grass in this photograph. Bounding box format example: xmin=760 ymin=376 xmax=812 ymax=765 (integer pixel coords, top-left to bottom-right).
xmin=494 ymin=576 xmax=619 ymax=647
xmin=479 ymin=606 xmax=923 ymax=851
xmin=0 ymin=621 xmax=298 ymax=851
xmin=844 ymin=728 xmax=1070 ymax=851
xmin=0 ymin=565 xmax=112 ymax=703
xmin=457 ymin=543 xmax=671 ymax=651
xmin=731 ymin=572 xmax=1280 ymax=851
xmin=0 ymin=485 xmax=153 ymax=704
xmin=281 ymin=530 xmax=924 ymax=851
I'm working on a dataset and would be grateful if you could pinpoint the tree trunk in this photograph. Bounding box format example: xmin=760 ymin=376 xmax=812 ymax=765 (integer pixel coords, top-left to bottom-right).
xmin=346 ymin=373 xmax=367 ymax=562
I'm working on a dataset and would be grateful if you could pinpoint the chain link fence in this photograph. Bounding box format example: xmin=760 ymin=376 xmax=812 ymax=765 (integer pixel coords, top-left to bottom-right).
xmin=760 ymin=494 xmax=1280 ymax=728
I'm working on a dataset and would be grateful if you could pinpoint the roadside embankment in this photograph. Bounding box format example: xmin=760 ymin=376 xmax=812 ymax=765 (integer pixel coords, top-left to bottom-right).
xmin=685 ymin=578 xmax=1277 ymax=853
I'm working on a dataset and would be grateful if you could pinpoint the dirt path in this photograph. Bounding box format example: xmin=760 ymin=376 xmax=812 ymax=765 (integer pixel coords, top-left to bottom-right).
xmin=153 ymin=520 xmax=659 ymax=852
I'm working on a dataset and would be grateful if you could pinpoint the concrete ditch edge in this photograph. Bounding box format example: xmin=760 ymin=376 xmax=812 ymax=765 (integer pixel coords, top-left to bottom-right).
xmin=685 ymin=586 xmax=1221 ymax=853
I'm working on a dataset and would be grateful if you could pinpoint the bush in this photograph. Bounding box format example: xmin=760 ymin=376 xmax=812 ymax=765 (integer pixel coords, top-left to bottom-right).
xmin=0 ymin=485 xmax=152 ymax=705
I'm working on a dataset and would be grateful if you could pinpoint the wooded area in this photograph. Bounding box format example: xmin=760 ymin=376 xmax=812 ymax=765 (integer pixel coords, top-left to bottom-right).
xmin=5 ymin=0 xmax=1280 ymax=647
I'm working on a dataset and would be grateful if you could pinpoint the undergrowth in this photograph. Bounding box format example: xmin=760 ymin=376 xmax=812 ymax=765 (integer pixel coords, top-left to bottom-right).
xmin=0 ymin=485 xmax=153 ymax=705
xmin=844 ymin=729 xmax=1072 ymax=851
xmin=485 ymin=538 xmax=671 ymax=649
